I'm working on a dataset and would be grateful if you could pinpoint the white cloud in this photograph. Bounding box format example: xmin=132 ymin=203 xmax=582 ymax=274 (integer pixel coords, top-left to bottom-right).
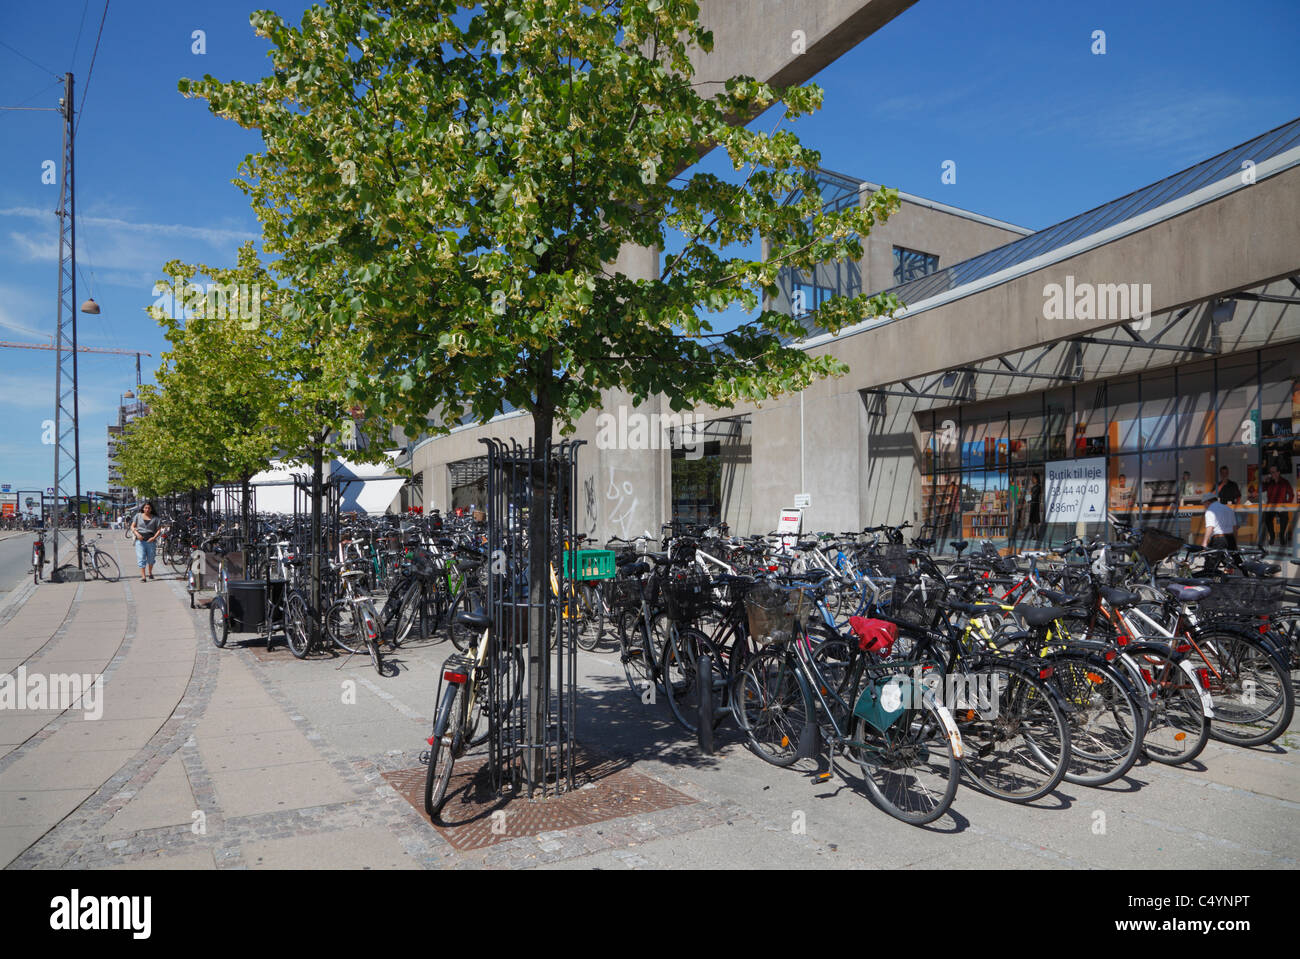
xmin=0 ymin=207 xmax=259 ymax=246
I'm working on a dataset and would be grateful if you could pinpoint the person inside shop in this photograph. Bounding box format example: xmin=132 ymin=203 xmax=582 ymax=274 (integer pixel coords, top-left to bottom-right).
xmin=1216 ymin=466 xmax=1242 ymax=505
xmin=1262 ymin=464 xmax=1294 ymax=549
xmin=1027 ymin=472 xmax=1043 ymax=542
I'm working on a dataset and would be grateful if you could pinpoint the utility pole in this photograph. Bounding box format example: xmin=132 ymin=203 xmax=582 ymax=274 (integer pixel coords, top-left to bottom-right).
xmin=50 ymin=72 xmax=86 ymax=581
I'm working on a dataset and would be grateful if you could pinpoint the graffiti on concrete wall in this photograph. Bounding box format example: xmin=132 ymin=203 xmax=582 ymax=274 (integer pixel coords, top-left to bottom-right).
xmin=605 ymin=466 xmax=639 ymax=539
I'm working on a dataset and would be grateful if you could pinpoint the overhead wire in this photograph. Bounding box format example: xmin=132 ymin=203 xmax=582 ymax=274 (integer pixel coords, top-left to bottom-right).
xmin=74 ymin=0 xmax=109 ymax=137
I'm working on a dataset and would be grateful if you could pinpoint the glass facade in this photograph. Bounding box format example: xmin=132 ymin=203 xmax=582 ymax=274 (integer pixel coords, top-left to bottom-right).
xmin=919 ymin=346 xmax=1299 ymax=554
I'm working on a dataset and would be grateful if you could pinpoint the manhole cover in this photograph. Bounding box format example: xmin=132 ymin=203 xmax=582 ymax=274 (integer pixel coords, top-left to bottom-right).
xmin=382 ymin=749 xmax=696 ymax=851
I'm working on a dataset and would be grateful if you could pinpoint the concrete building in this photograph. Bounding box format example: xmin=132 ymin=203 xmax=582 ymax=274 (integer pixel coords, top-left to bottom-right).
xmin=404 ymin=115 xmax=1300 ymax=572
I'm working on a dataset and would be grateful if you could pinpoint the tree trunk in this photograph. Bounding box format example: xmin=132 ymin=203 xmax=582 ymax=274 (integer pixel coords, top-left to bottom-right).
xmin=241 ymin=474 xmax=252 ymax=547
xmin=526 ymin=395 xmax=554 ymax=795
xmin=311 ymin=444 xmax=323 ymax=643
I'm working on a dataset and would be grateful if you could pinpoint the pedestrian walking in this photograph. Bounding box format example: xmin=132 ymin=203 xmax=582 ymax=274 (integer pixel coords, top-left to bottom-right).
xmin=1201 ymin=490 xmax=1239 ymax=553
xmin=131 ymin=502 xmax=162 ymax=582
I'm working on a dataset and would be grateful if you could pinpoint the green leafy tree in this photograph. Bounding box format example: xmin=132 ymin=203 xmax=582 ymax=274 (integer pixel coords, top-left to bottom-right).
xmin=180 ymin=0 xmax=900 ymax=773
xmin=179 ymin=0 xmax=900 ymax=449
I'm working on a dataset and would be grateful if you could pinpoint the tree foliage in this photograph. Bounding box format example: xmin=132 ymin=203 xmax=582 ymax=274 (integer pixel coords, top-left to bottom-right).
xmin=179 ymin=0 xmax=901 ymax=447
xmin=115 ymin=243 xmax=385 ymax=497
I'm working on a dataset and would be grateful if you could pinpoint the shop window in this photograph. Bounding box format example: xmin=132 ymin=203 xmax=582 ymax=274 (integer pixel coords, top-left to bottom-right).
xmin=1260 ymin=352 xmax=1295 ymax=475
xmin=1141 ymin=371 xmax=1177 ymax=450
xmin=1108 ymin=378 xmax=1141 ymax=453
xmin=1216 ymin=356 xmax=1258 ymax=452
xmin=1138 ymin=450 xmax=1180 ymax=518
xmin=1044 ymin=390 xmax=1071 ymax=461
xmin=1176 ymin=361 xmax=1215 ymax=447
xmin=1108 ymin=455 xmax=1139 ymax=516
xmin=1213 ymin=444 xmax=1261 ymax=545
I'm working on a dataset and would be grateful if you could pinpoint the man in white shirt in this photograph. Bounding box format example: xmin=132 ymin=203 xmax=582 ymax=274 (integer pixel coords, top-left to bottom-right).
xmin=1202 ymin=491 xmax=1238 ymax=550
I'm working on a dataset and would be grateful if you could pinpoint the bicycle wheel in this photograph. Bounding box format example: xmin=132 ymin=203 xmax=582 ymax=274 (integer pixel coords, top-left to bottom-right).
xmin=285 ymin=592 xmax=312 ymax=659
xmin=1049 ymin=657 xmax=1144 ymax=786
xmin=209 ymin=596 xmax=228 ymax=648
xmin=447 ymin=588 xmax=481 ymax=652
xmin=1199 ymin=632 xmax=1295 ymax=746
xmin=424 ymin=682 xmax=464 ymax=817
xmin=662 ymin=627 xmax=725 ymax=734
xmin=730 ymin=645 xmax=815 ymax=766
xmin=94 ymin=549 xmax=120 ymax=582
xmin=576 ymin=583 xmax=604 ymax=651
xmin=621 ymin=616 xmax=658 ymax=702
xmin=1126 ymin=650 xmax=1210 ymax=765
xmin=325 ymin=601 xmax=364 ymax=654
xmin=393 ymin=585 xmax=422 ymax=646
xmin=955 ymin=664 xmax=1071 ymax=803
xmin=854 ymin=701 xmax=959 ymax=826
xmin=362 ymin=603 xmax=384 ymax=675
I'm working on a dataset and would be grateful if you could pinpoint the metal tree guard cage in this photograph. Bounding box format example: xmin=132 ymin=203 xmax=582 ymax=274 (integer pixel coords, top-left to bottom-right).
xmin=482 ymin=437 xmax=582 ymax=800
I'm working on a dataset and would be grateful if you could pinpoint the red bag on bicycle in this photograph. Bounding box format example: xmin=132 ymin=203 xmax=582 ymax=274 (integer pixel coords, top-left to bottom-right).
xmin=849 ymin=617 xmax=896 ymax=655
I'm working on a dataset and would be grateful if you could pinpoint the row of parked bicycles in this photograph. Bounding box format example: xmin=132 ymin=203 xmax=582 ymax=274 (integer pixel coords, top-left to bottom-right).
xmin=445 ymin=519 xmax=1297 ymax=826
xmin=158 ymin=511 xmax=490 ymax=677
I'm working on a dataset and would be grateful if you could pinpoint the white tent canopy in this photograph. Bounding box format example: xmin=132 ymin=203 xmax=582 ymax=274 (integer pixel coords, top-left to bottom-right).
xmin=236 ymin=451 xmax=404 ymax=516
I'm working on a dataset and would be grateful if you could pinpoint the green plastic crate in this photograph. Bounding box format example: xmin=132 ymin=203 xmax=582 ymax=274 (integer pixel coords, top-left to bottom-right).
xmin=563 ymin=549 xmax=616 ymax=581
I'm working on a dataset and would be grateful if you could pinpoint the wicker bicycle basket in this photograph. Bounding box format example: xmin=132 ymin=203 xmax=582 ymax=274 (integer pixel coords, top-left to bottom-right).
xmin=1137 ymin=528 xmax=1184 ymax=566
xmin=1196 ymin=577 xmax=1285 ymax=615
xmin=744 ymin=584 xmax=809 ymax=646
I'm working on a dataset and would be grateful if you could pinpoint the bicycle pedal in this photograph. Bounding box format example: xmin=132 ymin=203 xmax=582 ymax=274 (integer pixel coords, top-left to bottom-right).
xmin=814 ymin=771 xmax=833 ymax=782
xmin=418 ymin=750 xmax=430 ymax=765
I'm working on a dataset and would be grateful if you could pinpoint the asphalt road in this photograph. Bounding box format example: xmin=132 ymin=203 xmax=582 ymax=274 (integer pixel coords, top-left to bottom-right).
xmin=0 ymin=534 xmax=33 ymax=601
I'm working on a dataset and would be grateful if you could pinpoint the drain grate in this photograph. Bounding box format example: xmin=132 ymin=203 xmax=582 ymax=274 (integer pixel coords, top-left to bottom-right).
xmin=382 ymin=749 xmax=696 ymax=851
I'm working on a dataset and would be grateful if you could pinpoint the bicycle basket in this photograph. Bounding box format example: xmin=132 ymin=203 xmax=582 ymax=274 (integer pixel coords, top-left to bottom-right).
xmin=605 ymin=577 xmax=644 ymax=611
xmin=872 ymin=544 xmax=911 ymax=578
xmin=1196 ymin=577 xmax=1284 ymax=615
xmin=665 ymin=572 xmax=712 ymax=621
xmin=1136 ymin=528 xmax=1183 ymax=566
xmin=744 ymin=584 xmax=809 ymax=646
xmin=888 ymin=578 xmax=937 ymax=629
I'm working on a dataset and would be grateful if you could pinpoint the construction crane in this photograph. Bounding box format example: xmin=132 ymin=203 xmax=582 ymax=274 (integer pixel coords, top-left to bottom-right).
xmin=0 ymin=341 xmax=151 ymax=388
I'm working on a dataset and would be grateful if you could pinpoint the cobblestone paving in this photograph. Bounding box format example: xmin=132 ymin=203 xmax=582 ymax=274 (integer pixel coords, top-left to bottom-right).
xmin=11 ymin=578 xmax=753 ymax=870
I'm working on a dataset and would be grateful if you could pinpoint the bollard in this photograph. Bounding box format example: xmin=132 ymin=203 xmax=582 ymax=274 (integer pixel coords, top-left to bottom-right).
xmin=697 ymin=653 xmax=714 ymax=755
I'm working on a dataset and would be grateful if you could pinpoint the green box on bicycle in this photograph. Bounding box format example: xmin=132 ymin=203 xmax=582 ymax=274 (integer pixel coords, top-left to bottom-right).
xmin=562 ymin=549 xmax=616 ymax=580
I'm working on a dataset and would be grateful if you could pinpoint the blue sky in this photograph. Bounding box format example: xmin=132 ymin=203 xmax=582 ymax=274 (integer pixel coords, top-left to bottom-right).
xmin=0 ymin=0 xmax=1297 ymax=493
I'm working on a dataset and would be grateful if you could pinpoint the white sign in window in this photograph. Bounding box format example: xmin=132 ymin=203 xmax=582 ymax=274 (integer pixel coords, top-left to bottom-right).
xmin=1044 ymin=457 xmax=1107 ymax=524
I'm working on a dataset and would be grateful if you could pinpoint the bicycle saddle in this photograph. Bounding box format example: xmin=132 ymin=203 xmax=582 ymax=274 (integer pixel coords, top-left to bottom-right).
xmin=1099 ymin=586 xmax=1141 ymax=608
xmin=1241 ymin=560 xmax=1281 ymax=577
xmin=1165 ymin=583 xmax=1211 ymax=603
xmin=453 ymin=610 xmax=492 ymax=631
xmin=950 ymin=540 xmax=969 ymax=555
xmin=1037 ymin=587 xmax=1089 ymax=607
xmin=1015 ymin=605 xmax=1072 ymax=629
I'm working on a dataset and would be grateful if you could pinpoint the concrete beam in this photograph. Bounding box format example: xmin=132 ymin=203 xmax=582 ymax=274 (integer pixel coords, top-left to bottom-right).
xmin=693 ymin=0 xmax=918 ymax=95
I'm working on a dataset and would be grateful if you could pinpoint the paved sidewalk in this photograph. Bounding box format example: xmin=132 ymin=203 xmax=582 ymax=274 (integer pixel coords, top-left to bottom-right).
xmin=1 ymin=536 xmax=1296 ymax=870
